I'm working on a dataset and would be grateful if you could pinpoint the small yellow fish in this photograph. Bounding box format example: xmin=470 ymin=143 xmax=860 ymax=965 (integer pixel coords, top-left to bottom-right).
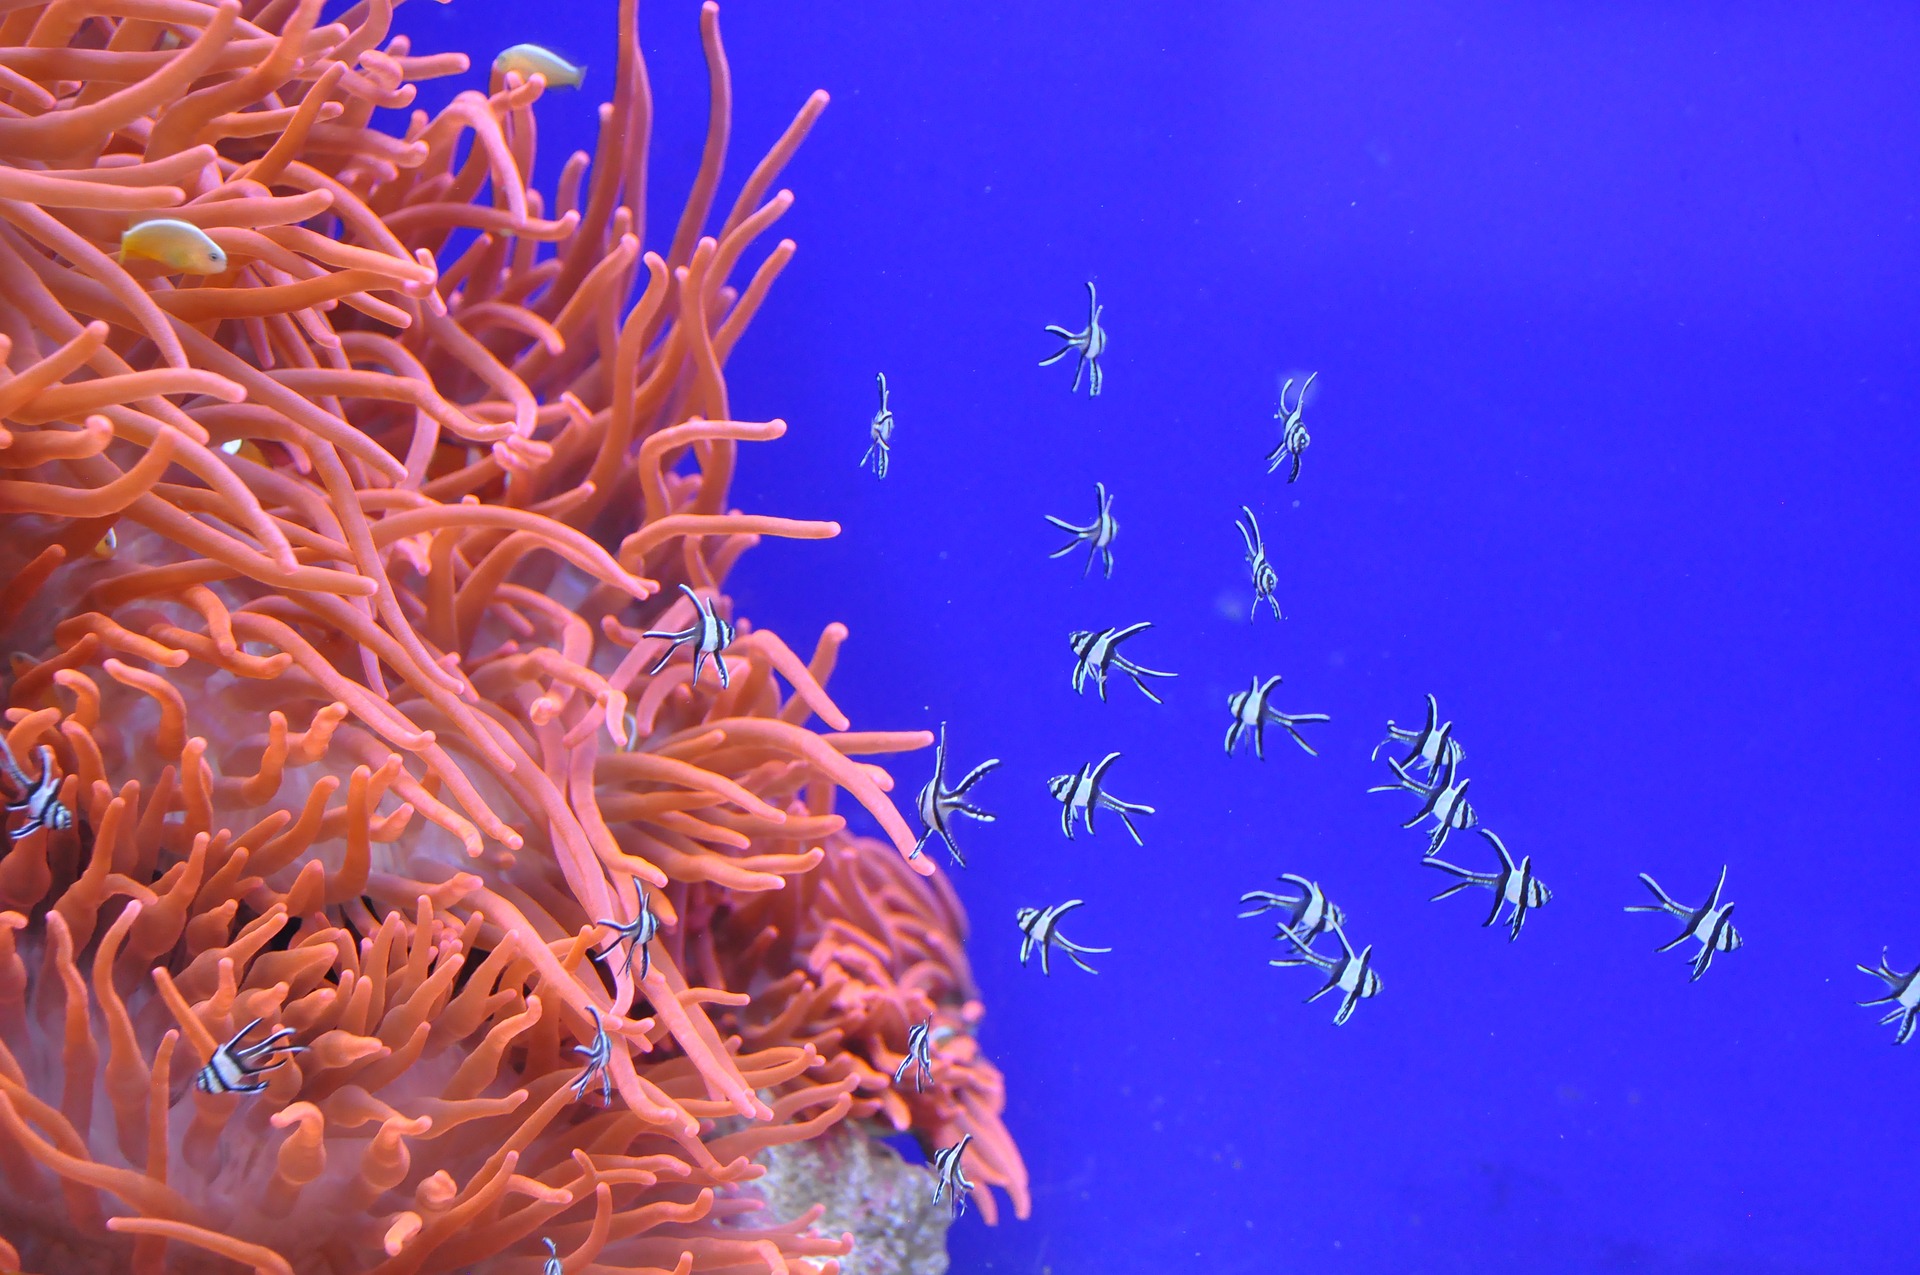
xmin=92 ymin=526 xmax=116 ymax=557
xmin=492 ymin=44 xmax=585 ymax=90
xmin=119 ymin=218 xmax=226 ymax=275
xmin=219 ymin=437 xmax=266 ymax=465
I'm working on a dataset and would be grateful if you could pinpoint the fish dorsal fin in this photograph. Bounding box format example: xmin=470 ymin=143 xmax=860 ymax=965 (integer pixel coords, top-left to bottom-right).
xmin=1478 ymin=826 xmax=1514 ymax=872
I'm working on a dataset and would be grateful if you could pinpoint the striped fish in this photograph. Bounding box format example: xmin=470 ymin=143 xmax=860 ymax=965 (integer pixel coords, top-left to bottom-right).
xmin=1224 ymin=674 xmax=1330 ymax=759
xmin=1239 ymin=873 xmax=1347 ymax=949
xmin=1235 ymin=505 xmax=1282 ymax=620
xmin=1046 ymin=482 xmax=1120 ymax=578
xmin=641 ymin=582 xmax=737 ymax=688
xmin=1427 ymin=828 xmax=1552 ymax=941
xmin=860 ymin=371 xmax=895 ymax=478
xmin=195 ymin=1019 xmax=304 ymax=1095
xmin=1068 ymin=622 xmax=1175 ymax=703
xmin=1039 ymin=280 xmax=1106 ymax=395
xmin=1016 ymin=899 xmax=1111 ymax=975
xmin=1269 ymin=922 xmax=1382 ymax=1026
xmin=1265 ymin=371 xmax=1317 ymax=482
xmin=1859 ymin=950 xmax=1920 ymax=1045
xmin=914 ymin=722 xmax=1000 ymax=867
xmin=1368 ymin=748 xmax=1476 ymax=857
xmin=2 ymin=744 xmax=71 ymax=840
xmin=931 ymin=1134 xmax=976 ymax=1214
xmin=568 ymin=1006 xmax=616 ymax=1104
xmin=1627 ymin=865 xmax=1742 ymax=981
xmin=894 ymin=1016 xmax=934 ymax=1090
xmin=1372 ymin=693 xmax=1466 ymax=776
xmin=1047 ymin=752 xmax=1154 ymax=845
xmin=595 ymin=889 xmax=659 ymax=982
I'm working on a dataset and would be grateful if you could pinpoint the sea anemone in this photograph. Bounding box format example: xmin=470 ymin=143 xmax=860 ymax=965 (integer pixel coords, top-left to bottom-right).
xmin=0 ymin=0 xmax=1026 ymax=1269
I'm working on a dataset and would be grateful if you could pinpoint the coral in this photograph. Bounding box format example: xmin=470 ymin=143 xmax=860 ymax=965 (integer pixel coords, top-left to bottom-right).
xmin=0 ymin=0 xmax=1026 ymax=1270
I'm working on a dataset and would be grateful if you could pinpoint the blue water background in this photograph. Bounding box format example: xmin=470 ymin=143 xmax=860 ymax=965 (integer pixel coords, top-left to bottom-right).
xmin=396 ymin=4 xmax=1920 ymax=1271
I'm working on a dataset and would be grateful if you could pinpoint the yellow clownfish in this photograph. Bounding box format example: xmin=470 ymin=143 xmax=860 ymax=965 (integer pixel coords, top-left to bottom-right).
xmin=491 ymin=44 xmax=586 ymax=90
xmin=219 ymin=437 xmax=267 ymax=465
xmin=119 ymin=218 xmax=226 ymax=276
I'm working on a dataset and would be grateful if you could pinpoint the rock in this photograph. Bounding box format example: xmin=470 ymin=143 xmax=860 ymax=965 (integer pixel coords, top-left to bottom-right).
xmin=747 ymin=1124 xmax=952 ymax=1275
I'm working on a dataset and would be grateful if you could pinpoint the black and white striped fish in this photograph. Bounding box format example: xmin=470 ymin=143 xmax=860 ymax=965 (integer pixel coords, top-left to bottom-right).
xmin=1266 ymin=371 xmax=1316 ymax=482
xmin=1068 ymin=623 xmax=1175 ymax=703
xmin=641 ymin=582 xmax=737 ymax=688
xmin=1046 ymin=482 xmax=1120 ymax=578
xmin=1016 ymin=899 xmax=1111 ymax=975
xmin=594 ymin=889 xmax=659 ymax=982
xmin=1268 ymin=921 xmax=1382 ymax=1026
xmin=1368 ymin=748 xmax=1476 ymax=857
xmin=195 ymin=1018 xmax=305 ymax=1095
xmin=1426 ymin=828 xmax=1551 ymax=941
xmin=913 ymin=722 xmax=1000 ymax=868
xmin=1858 ymin=949 xmax=1920 ymax=1045
xmin=1224 ymin=674 xmax=1330 ymax=759
xmin=1039 ymin=280 xmax=1106 ymax=395
xmin=1047 ymin=751 xmax=1154 ymax=844
xmin=1372 ymin=693 xmax=1465 ymax=776
xmin=1627 ymin=865 xmax=1742 ymax=981
xmin=2 ymin=744 xmax=71 ymax=840
xmin=894 ymin=1016 xmax=935 ymax=1089
xmin=568 ymin=1006 xmax=616 ymax=1104
xmin=1234 ymin=505 xmax=1282 ymax=620
xmin=860 ymin=371 xmax=895 ymax=478
xmin=1239 ymin=873 xmax=1347 ymax=949
xmin=931 ymin=1134 xmax=976 ymax=1214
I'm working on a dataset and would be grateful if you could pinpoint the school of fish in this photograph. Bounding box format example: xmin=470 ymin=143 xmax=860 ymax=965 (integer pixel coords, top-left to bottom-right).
xmin=844 ymin=277 xmax=1920 ymax=1216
